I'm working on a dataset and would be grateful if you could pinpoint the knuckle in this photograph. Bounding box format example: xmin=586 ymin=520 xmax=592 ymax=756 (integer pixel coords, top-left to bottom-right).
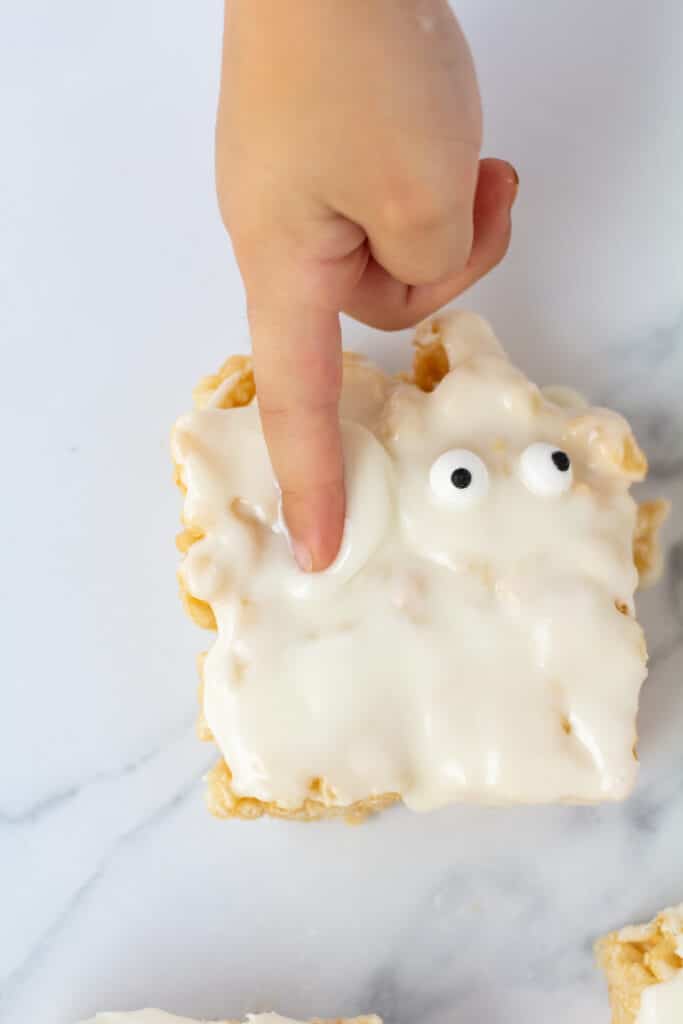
xmin=259 ymin=396 xmax=338 ymax=422
xmin=379 ymin=182 xmax=451 ymax=237
xmin=374 ymin=181 xmax=474 ymax=282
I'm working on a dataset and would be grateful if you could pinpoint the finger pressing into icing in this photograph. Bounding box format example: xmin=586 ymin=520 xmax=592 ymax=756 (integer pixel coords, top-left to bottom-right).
xmin=343 ymin=158 xmax=518 ymax=331
xmin=249 ymin=304 xmax=346 ymax=572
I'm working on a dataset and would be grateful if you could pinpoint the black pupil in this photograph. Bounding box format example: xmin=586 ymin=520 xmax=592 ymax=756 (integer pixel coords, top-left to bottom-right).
xmin=552 ymin=450 xmax=570 ymax=472
xmin=450 ymin=467 xmax=472 ymax=489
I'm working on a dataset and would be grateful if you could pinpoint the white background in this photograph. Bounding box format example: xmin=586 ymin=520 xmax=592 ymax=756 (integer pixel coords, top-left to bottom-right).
xmin=1 ymin=3 xmax=682 ymax=1023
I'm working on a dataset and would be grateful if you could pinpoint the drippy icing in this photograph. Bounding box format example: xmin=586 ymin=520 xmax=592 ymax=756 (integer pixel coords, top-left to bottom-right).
xmin=173 ymin=311 xmax=648 ymax=811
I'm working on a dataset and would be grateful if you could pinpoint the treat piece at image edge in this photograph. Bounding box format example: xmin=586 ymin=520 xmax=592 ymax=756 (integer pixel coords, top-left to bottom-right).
xmin=597 ymin=904 xmax=683 ymax=1024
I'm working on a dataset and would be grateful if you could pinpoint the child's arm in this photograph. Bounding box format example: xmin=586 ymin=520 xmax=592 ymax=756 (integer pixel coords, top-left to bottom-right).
xmin=216 ymin=0 xmax=517 ymax=570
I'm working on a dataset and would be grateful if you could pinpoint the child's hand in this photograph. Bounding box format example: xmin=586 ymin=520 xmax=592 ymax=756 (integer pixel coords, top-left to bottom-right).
xmin=216 ymin=0 xmax=517 ymax=571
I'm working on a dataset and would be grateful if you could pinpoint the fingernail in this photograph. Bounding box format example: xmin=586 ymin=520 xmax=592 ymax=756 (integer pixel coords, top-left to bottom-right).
xmin=291 ymin=537 xmax=313 ymax=573
xmin=509 ymin=164 xmax=520 ymax=205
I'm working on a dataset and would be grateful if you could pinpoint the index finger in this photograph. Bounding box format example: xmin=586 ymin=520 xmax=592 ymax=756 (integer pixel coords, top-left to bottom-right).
xmin=249 ymin=303 xmax=345 ymax=572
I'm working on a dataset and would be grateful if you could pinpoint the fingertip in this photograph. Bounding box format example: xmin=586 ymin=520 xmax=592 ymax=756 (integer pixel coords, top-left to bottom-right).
xmin=290 ymin=535 xmax=314 ymax=574
xmin=476 ymin=158 xmax=519 ymax=212
xmin=283 ymin=481 xmax=346 ymax=572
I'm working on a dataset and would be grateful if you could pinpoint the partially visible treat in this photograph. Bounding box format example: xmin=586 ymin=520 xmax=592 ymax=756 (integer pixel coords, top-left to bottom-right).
xmin=173 ymin=310 xmax=668 ymax=820
xmin=79 ymin=1011 xmax=380 ymax=1024
xmin=596 ymin=905 xmax=683 ymax=1023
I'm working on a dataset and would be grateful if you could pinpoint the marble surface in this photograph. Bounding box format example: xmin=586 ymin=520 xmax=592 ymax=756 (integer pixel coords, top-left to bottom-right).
xmin=1 ymin=1 xmax=682 ymax=1022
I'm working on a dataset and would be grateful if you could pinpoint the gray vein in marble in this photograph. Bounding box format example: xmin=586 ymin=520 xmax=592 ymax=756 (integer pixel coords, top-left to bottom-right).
xmin=364 ymin=966 xmax=450 ymax=1024
xmin=0 ymin=715 xmax=195 ymax=826
xmin=0 ymin=761 xmax=208 ymax=1012
xmin=359 ymin=859 xmax=561 ymax=1024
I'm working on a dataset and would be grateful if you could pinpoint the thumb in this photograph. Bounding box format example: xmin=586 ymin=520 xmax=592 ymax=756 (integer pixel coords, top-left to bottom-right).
xmin=357 ymin=144 xmax=480 ymax=286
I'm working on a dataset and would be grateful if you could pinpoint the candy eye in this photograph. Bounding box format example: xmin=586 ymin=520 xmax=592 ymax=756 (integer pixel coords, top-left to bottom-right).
xmin=429 ymin=449 xmax=490 ymax=506
xmin=519 ymin=442 xmax=573 ymax=496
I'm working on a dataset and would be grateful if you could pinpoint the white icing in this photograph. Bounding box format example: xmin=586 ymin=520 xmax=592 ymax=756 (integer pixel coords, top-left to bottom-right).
xmin=518 ymin=442 xmax=573 ymax=497
xmin=637 ymin=974 xmax=683 ymax=1023
xmin=246 ymin=1017 xmax=310 ymax=1024
xmin=173 ymin=311 xmax=647 ymax=811
xmin=278 ymin=422 xmax=394 ymax=602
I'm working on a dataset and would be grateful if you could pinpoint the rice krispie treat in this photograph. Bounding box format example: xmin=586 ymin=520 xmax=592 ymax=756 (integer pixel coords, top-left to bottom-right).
xmin=81 ymin=1013 xmax=379 ymax=1024
xmin=172 ymin=310 xmax=667 ymax=821
xmin=596 ymin=905 xmax=683 ymax=1023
